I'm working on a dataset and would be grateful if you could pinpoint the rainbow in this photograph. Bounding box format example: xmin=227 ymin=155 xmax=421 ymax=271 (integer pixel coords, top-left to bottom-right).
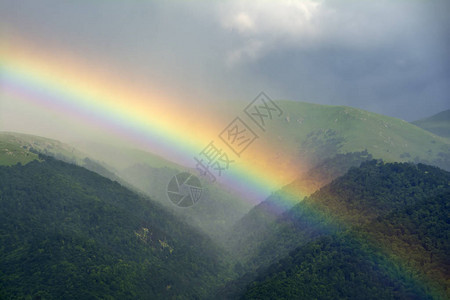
xmin=0 ymin=37 xmax=309 ymax=205
xmin=1 ymin=37 xmax=446 ymax=298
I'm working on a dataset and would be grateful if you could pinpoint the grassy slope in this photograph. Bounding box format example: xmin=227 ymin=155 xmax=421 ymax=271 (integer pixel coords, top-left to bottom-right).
xmin=4 ymin=101 xmax=448 ymax=174
xmin=0 ymin=138 xmax=38 ymax=166
xmin=268 ymin=101 xmax=449 ymax=165
xmin=0 ymin=132 xmax=124 ymax=183
xmin=0 ymin=132 xmax=84 ymax=166
xmin=411 ymin=109 xmax=450 ymax=139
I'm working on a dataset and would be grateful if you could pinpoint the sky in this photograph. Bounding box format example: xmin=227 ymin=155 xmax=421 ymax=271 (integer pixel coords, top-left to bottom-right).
xmin=1 ymin=0 xmax=449 ymax=142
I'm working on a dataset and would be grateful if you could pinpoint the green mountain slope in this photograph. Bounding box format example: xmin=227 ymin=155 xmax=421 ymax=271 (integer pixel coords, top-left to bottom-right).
xmin=266 ymin=101 xmax=450 ymax=170
xmin=72 ymin=139 xmax=255 ymax=242
xmin=224 ymin=162 xmax=450 ymax=299
xmin=226 ymin=151 xmax=373 ymax=264
xmin=412 ymin=109 xmax=450 ymax=139
xmin=242 ymin=231 xmax=433 ymax=300
xmin=0 ymin=132 xmax=123 ymax=183
xmin=223 ymin=101 xmax=450 ymax=283
xmin=4 ymin=99 xmax=449 ymax=250
xmin=0 ymin=155 xmax=230 ymax=299
xmin=0 ymin=136 xmax=39 ymax=166
xmin=0 ymin=132 xmax=85 ymax=165
xmin=0 ymin=132 xmax=254 ymax=244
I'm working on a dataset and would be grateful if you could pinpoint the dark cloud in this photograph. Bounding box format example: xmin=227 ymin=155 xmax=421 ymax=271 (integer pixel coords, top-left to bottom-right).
xmin=218 ymin=0 xmax=450 ymax=120
xmin=1 ymin=0 xmax=449 ymax=121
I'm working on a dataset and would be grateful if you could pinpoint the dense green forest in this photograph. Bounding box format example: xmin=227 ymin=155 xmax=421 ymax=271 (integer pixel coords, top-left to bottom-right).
xmin=1 ymin=153 xmax=449 ymax=299
xmin=242 ymin=232 xmax=432 ymax=300
xmin=0 ymin=156 xmax=231 ymax=299
xmin=226 ymin=151 xmax=373 ymax=263
xmin=222 ymin=161 xmax=450 ymax=299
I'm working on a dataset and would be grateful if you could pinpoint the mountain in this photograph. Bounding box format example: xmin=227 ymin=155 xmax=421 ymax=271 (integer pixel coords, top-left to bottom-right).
xmin=226 ymin=151 xmax=373 ymax=263
xmin=120 ymin=163 xmax=253 ymax=242
xmin=0 ymin=133 xmax=39 ymax=166
xmin=71 ymin=139 xmax=255 ymax=242
xmin=256 ymin=101 xmax=450 ymax=175
xmin=0 ymin=155 xmax=231 ymax=299
xmin=0 ymin=132 xmax=254 ymax=243
xmin=2 ymin=100 xmax=450 ymax=299
xmin=224 ymin=100 xmax=450 ymax=279
xmin=0 ymin=132 xmax=86 ymax=165
xmin=119 ymin=101 xmax=450 ymax=245
xmin=222 ymin=161 xmax=450 ymax=299
xmin=412 ymin=109 xmax=450 ymax=139
xmin=241 ymin=231 xmax=434 ymax=300
xmin=0 ymin=132 xmax=122 ymax=183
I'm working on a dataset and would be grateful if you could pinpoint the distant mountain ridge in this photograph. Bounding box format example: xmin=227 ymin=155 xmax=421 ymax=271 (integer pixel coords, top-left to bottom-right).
xmin=2 ymin=100 xmax=449 ymax=246
xmin=0 ymin=131 xmax=124 ymax=183
xmin=0 ymin=131 xmax=86 ymax=165
xmin=411 ymin=109 xmax=450 ymax=138
xmin=268 ymin=101 xmax=450 ymax=170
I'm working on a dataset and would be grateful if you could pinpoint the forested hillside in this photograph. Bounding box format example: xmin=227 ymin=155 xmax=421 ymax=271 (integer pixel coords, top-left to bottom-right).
xmin=0 ymin=156 xmax=230 ymax=299
xmin=242 ymin=232 xmax=432 ymax=300
xmin=222 ymin=161 xmax=450 ymax=299
xmin=0 ymin=132 xmax=255 ymax=244
xmin=226 ymin=151 xmax=373 ymax=261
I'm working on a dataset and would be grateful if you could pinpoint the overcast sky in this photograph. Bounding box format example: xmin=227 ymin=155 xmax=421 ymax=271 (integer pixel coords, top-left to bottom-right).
xmin=1 ymin=0 xmax=449 ymax=123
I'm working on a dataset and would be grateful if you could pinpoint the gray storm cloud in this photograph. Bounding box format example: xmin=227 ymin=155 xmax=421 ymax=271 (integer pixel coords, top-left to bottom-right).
xmin=215 ymin=0 xmax=450 ymax=120
xmin=1 ymin=0 xmax=449 ymax=133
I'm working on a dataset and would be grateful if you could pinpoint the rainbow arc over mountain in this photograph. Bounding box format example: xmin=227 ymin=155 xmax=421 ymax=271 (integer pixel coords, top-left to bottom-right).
xmin=1 ymin=37 xmax=445 ymax=298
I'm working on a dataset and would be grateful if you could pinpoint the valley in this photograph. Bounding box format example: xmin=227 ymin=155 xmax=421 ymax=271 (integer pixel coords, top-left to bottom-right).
xmin=1 ymin=103 xmax=449 ymax=299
